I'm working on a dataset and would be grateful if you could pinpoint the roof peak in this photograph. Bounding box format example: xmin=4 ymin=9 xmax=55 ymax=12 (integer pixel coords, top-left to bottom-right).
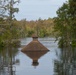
xmin=32 ymin=34 xmax=38 ymax=41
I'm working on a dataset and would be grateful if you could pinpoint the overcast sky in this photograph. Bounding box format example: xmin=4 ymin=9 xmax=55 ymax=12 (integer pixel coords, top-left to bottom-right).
xmin=15 ymin=0 xmax=67 ymax=21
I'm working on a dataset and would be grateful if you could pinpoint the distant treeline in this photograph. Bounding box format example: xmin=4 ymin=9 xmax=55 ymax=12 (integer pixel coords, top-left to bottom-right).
xmin=0 ymin=18 xmax=55 ymax=47
xmin=18 ymin=18 xmax=54 ymax=37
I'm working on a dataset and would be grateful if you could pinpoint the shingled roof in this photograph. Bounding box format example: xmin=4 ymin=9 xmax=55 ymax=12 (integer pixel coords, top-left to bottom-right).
xmin=21 ymin=36 xmax=49 ymax=52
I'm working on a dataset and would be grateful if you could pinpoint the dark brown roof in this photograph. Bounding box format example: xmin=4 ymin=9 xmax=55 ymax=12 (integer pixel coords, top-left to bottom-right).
xmin=21 ymin=41 xmax=49 ymax=51
xmin=21 ymin=37 xmax=49 ymax=52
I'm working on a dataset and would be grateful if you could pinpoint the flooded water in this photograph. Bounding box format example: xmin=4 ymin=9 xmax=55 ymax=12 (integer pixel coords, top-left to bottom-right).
xmin=0 ymin=38 xmax=76 ymax=75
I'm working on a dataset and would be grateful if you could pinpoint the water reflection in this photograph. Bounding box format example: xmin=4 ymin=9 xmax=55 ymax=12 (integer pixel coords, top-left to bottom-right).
xmin=54 ymin=47 xmax=76 ymax=75
xmin=22 ymin=51 xmax=48 ymax=67
xmin=0 ymin=47 xmax=19 ymax=75
xmin=0 ymin=38 xmax=58 ymax=75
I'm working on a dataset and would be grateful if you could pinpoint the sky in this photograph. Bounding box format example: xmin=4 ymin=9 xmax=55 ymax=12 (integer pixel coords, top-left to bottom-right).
xmin=15 ymin=0 xmax=67 ymax=21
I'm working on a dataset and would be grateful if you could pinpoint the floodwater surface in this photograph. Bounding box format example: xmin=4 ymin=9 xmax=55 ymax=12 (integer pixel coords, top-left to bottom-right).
xmin=1 ymin=38 xmax=76 ymax=75
xmin=17 ymin=38 xmax=58 ymax=75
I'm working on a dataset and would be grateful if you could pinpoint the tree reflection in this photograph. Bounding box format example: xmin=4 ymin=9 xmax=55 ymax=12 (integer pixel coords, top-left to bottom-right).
xmin=0 ymin=47 xmax=20 ymax=75
xmin=54 ymin=47 xmax=76 ymax=75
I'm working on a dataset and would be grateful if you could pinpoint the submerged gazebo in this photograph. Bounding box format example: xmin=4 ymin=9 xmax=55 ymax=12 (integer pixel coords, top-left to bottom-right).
xmin=21 ymin=35 xmax=49 ymax=52
xmin=21 ymin=35 xmax=49 ymax=67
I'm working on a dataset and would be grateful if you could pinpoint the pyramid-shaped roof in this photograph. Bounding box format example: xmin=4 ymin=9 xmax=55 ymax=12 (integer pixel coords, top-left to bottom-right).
xmin=21 ymin=36 xmax=49 ymax=52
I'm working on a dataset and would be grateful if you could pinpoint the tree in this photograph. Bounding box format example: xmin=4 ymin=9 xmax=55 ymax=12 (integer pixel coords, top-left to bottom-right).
xmin=68 ymin=0 xmax=76 ymax=47
xmin=0 ymin=0 xmax=7 ymax=18
xmin=54 ymin=0 xmax=76 ymax=47
xmin=0 ymin=0 xmax=20 ymax=47
xmin=54 ymin=2 xmax=70 ymax=47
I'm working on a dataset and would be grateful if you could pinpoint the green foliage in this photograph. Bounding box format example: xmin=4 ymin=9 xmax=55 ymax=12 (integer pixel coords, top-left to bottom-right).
xmin=54 ymin=0 xmax=76 ymax=47
xmin=0 ymin=0 xmax=20 ymax=47
xmin=20 ymin=18 xmax=54 ymax=37
xmin=0 ymin=21 xmax=21 ymax=47
xmin=27 ymin=30 xmax=34 ymax=37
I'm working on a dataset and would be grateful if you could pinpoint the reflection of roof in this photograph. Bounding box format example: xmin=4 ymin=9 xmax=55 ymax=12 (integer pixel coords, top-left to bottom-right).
xmin=23 ymin=51 xmax=48 ymax=60
xmin=21 ymin=36 xmax=49 ymax=52
xmin=22 ymin=51 xmax=48 ymax=67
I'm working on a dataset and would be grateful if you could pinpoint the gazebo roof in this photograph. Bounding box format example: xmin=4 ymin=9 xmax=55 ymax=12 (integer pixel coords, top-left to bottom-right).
xmin=21 ymin=36 xmax=49 ymax=52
